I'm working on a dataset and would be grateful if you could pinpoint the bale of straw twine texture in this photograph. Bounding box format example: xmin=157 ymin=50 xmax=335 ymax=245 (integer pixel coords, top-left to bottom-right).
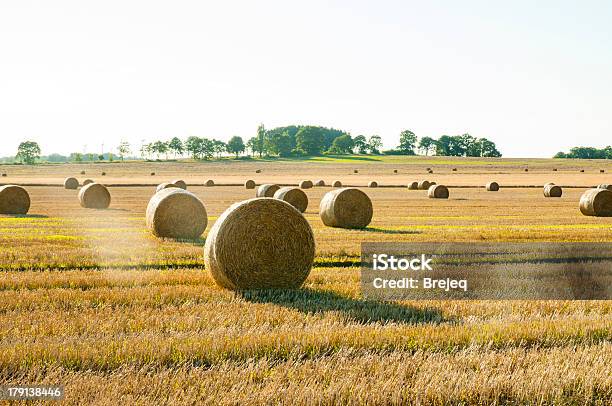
xmin=171 ymin=179 xmax=187 ymax=190
xmin=256 ymin=184 xmax=280 ymax=197
xmin=64 ymin=177 xmax=79 ymax=190
xmin=486 ymin=182 xmax=499 ymax=191
xmin=428 ymin=184 xmax=449 ymax=199
xmin=408 ymin=181 xmax=418 ymax=190
xmin=244 ymin=180 xmax=256 ymax=189
xmin=273 ymin=187 xmax=308 ymax=213
xmin=0 ymin=185 xmax=30 ymax=214
xmin=368 ymin=181 xmax=378 ymax=188
xmin=544 ymin=184 xmax=562 ymax=197
xmin=78 ymin=183 xmax=111 ymax=209
xmin=146 ymin=188 xmax=208 ymax=239
xmin=156 ymin=182 xmax=178 ymax=193
xmin=319 ymin=188 xmax=373 ymax=229
xmin=417 ymin=180 xmax=431 ymax=190
xmin=299 ymin=180 xmax=313 ymax=189
xmin=332 ymin=180 xmax=342 ymax=187
xmin=579 ymin=188 xmax=612 ymax=217
xmin=204 ymin=198 xmax=315 ymax=290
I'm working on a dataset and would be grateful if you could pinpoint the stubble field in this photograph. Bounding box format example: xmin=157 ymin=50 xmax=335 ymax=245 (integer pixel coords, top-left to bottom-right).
xmin=0 ymin=157 xmax=611 ymax=405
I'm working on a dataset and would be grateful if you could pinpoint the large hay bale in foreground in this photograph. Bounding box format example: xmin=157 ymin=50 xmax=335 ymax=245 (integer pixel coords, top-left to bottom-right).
xmin=486 ymin=182 xmax=499 ymax=191
xmin=64 ymin=177 xmax=79 ymax=190
xmin=319 ymin=188 xmax=373 ymax=229
xmin=299 ymin=180 xmax=313 ymax=189
xmin=408 ymin=181 xmax=418 ymax=190
xmin=368 ymin=181 xmax=378 ymax=188
xmin=156 ymin=182 xmax=178 ymax=193
xmin=332 ymin=180 xmax=342 ymax=187
xmin=83 ymin=179 xmax=94 ymax=186
xmin=205 ymin=179 xmax=214 ymax=187
xmin=417 ymin=180 xmax=431 ymax=190
xmin=274 ymin=187 xmax=308 ymax=213
xmin=244 ymin=180 xmax=256 ymax=189
xmin=204 ymin=198 xmax=315 ymax=290
xmin=544 ymin=184 xmax=563 ymax=197
xmin=146 ymin=188 xmax=208 ymax=239
xmin=171 ymin=179 xmax=187 ymax=190
xmin=579 ymin=188 xmax=612 ymax=217
xmin=428 ymin=184 xmax=449 ymax=199
xmin=256 ymin=184 xmax=280 ymax=197
xmin=597 ymin=184 xmax=612 ymax=191
xmin=0 ymin=185 xmax=30 ymax=214
xmin=78 ymin=183 xmax=111 ymax=209
xmin=315 ymin=180 xmax=325 ymax=186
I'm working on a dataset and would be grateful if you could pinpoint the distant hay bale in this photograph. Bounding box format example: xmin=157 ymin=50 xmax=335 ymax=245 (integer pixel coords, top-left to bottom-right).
xmin=83 ymin=179 xmax=94 ymax=186
xmin=101 ymin=172 xmax=106 ymax=176
xmin=393 ymin=169 xmax=398 ymax=174
xmin=64 ymin=177 xmax=79 ymax=190
xmin=204 ymin=198 xmax=315 ymax=290
xmin=0 ymin=185 xmax=30 ymax=215
xmin=428 ymin=184 xmax=449 ymax=199
xmin=274 ymin=187 xmax=308 ymax=213
xmin=171 ymin=179 xmax=187 ymax=189
xmin=524 ymin=168 xmax=529 ymax=172
xmin=244 ymin=180 xmax=256 ymax=189
xmin=417 ymin=180 xmax=431 ymax=190
xmin=150 ymin=172 xmax=155 ymax=176
xmin=146 ymin=188 xmax=208 ymax=239
xmin=452 ymin=168 xmax=457 ymax=172
xmin=315 ymin=180 xmax=325 ymax=186
xmin=353 ymin=169 xmax=358 ymax=174
xmin=256 ymin=184 xmax=280 ymax=197
xmin=597 ymin=184 xmax=612 ymax=191
xmin=78 ymin=183 xmax=111 ymax=209
xmin=426 ymin=167 xmax=431 ymax=171
xmin=255 ymin=169 xmax=262 ymax=173
xmin=544 ymin=184 xmax=562 ymax=198
xmin=430 ymin=181 xmax=437 ymax=186
xmin=552 ymin=168 xmax=557 ymax=172
xmin=368 ymin=181 xmax=378 ymax=188
xmin=299 ymin=180 xmax=313 ymax=189
xmin=319 ymin=188 xmax=373 ymax=229
xmin=427 ymin=169 xmax=434 ymax=174
xmin=1 ymin=173 xmax=6 ymax=177
xmin=332 ymin=180 xmax=342 ymax=187
xmin=580 ymin=169 xmax=585 ymax=173
xmin=205 ymin=179 xmax=214 ymax=187
xmin=579 ymin=188 xmax=612 ymax=217
xmin=486 ymin=182 xmax=499 ymax=191
xmin=600 ymin=169 xmax=605 ymax=173
xmin=408 ymin=181 xmax=418 ymax=190
xmin=156 ymin=182 xmax=178 ymax=192
xmin=80 ymin=170 xmax=86 ymax=175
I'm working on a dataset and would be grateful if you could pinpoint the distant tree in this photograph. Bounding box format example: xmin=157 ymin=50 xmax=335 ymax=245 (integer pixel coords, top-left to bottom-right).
xmin=226 ymin=136 xmax=245 ymax=158
xmin=256 ymin=124 xmax=266 ymax=157
xmin=295 ymin=126 xmax=325 ymax=156
xmin=368 ymin=135 xmax=383 ymax=154
xmin=97 ymin=154 xmax=104 ymax=161
xmin=478 ymin=138 xmax=502 ymax=157
xmin=150 ymin=141 xmax=169 ymax=159
xmin=328 ymin=134 xmax=354 ymax=154
xmin=353 ymin=135 xmax=368 ymax=154
xmin=212 ymin=139 xmax=226 ymax=159
xmin=397 ymin=130 xmax=417 ymax=155
xmin=418 ymin=137 xmax=436 ymax=156
xmin=117 ymin=141 xmax=131 ymax=161
xmin=16 ymin=141 xmax=41 ymax=164
xmin=553 ymin=151 xmax=567 ymax=159
xmin=71 ymin=152 xmax=83 ymax=162
xmin=185 ymin=137 xmax=202 ymax=159
xmin=246 ymin=137 xmax=257 ymax=157
xmin=265 ymin=131 xmax=293 ymax=157
xmin=168 ymin=137 xmax=184 ymax=158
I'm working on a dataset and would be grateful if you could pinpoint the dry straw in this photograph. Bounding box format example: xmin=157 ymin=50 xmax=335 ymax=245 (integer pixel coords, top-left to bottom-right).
xmin=428 ymin=184 xmax=449 ymax=199
xmin=332 ymin=180 xmax=342 ymax=187
xmin=544 ymin=184 xmax=563 ymax=197
xmin=408 ymin=181 xmax=418 ymax=190
xmin=83 ymin=179 xmax=94 ymax=186
xmin=146 ymin=188 xmax=207 ymax=239
xmin=319 ymin=188 xmax=373 ymax=229
xmin=315 ymin=180 xmax=325 ymax=186
xmin=486 ymin=182 xmax=500 ymax=191
xmin=417 ymin=180 xmax=431 ymax=190
xmin=299 ymin=180 xmax=313 ymax=189
xmin=597 ymin=184 xmax=612 ymax=191
xmin=171 ymin=179 xmax=187 ymax=190
xmin=244 ymin=180 xmax=256 ymax=189
xmin=156 ymin=182 xmax=178 ymax=193
xmin=579 ymin=188 xmax=612 ymax=217
xmin=64 ymin=177 xmax=79 ymax=190
xmin=0 ymin=185 xmax=30 ymax=215
xmin=78 ymin=183 xmax=111 ymax=209
xmin=204 ymin=197 xmax=315 ymax=290
xmin=256 ymin=184 xmax=280 ymax=197
xmin=205 ymin=179 xmax=215 ymax=187
xmin=274 ymin=187 xmax=308 ymax=213
xmin=368 ymin=181 xmax=378 ymax=188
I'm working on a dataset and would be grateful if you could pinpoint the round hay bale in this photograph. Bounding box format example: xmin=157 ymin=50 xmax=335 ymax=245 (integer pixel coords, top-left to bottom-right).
xmin=426 ymin=167 xmax=431 ymax=171
xmin=315 ymin=180 xmax=325 ymax=186
xmin=353 ymin=169 xmax=358 ymax=174
xmin=408 ymin=181 xmax=418 ymax=190
xmin=146 ymin=188 xmax=208 ymax=239
xmin=64 ymin=177 xmax=79 ymax=190
xmin=78 ymin=183 xmax=111 ymax=209
xmin=151 ymin=172 xmax=155 ymax=176
xmin=156 ymin=182 xmax=178 ymax=193
xmin=427 ymin=169 xmax=434 ymax=174
xmin=274 ymin=187 xmax=308 ymax=213
xmin=204 ymin=198 xmax=314 ymax=290
xmin=579 ymin=188 xmax=612 ymax=217
xmin=256 ymin=184 xmax=280 ymax=197
xmin=486 ymin=182 xmax=499 ymax=191
xmin=597 ymin=184 xmax=612 ymax=191
xmin=205 ymin=179 xmax=214 ymax=187
xmin=428 ymin=184 xmax=449 ymax=199
xmin=244 ymin=180 xmax=256 ymax=189
xmin=255 ymin=169 xmax=262 ymax=173
xmin=368 ymin=181 xmax=378 ymax=188
xmin=0 ymin=185 xmax=30 ymax=214
xmin=1 ymin=173 xmax=6 ymax=177
xmin=544 ymin=184 xmax=562 ymax=198
xmin=417 ymin=180 xmax=431 ymax=190
xmin=319 ymin=188 xmax=373 ymax=229
xmin=171 ymin=179 xmax=187 ymax=190
xmin=452 ymin=168 xmax=457 ymax=172
xmin=332 ymin=180 xmax=342 ymax=187
xmin=600 ymin=169 xmax=605 ymax=173
xmin=82 ymin=179 xmax=94 ymax=186
xmin=101 ymin=172 xmax=106 ymax=176
xmin=80 ymin=170 xmax=86 ymax=175
xmin=524 ymin=168 xmax=529 ymax=172
xmin=299 ymin=180 xmax=313 ymax=189
xmin=393 ymin=169 xmax=398 ymax=174
xmin=580 ymin=169 xmax=585 ymax=173
xmin=552 ymin=168 xmax=557 ymax=172
xmin=430 ymin=181 xmax=437 ymax=186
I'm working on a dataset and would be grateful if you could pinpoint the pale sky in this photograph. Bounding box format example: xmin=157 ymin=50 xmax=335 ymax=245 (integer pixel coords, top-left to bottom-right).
xmin=1 ymin=0 xmax=611 ymax=158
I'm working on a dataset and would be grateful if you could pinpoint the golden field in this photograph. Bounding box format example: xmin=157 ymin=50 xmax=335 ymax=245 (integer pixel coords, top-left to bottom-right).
xmin=0 ymin=157 xmax=611 ymax=405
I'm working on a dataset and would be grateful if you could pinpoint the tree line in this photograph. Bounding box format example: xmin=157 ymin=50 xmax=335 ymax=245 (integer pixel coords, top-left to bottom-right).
xmin=554 ymin=146 xmax=612 ymax=159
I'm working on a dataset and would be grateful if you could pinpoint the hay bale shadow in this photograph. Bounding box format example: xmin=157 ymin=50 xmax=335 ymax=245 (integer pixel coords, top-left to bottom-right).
xmin=239 ymin=288 xmax=446 ymax=325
